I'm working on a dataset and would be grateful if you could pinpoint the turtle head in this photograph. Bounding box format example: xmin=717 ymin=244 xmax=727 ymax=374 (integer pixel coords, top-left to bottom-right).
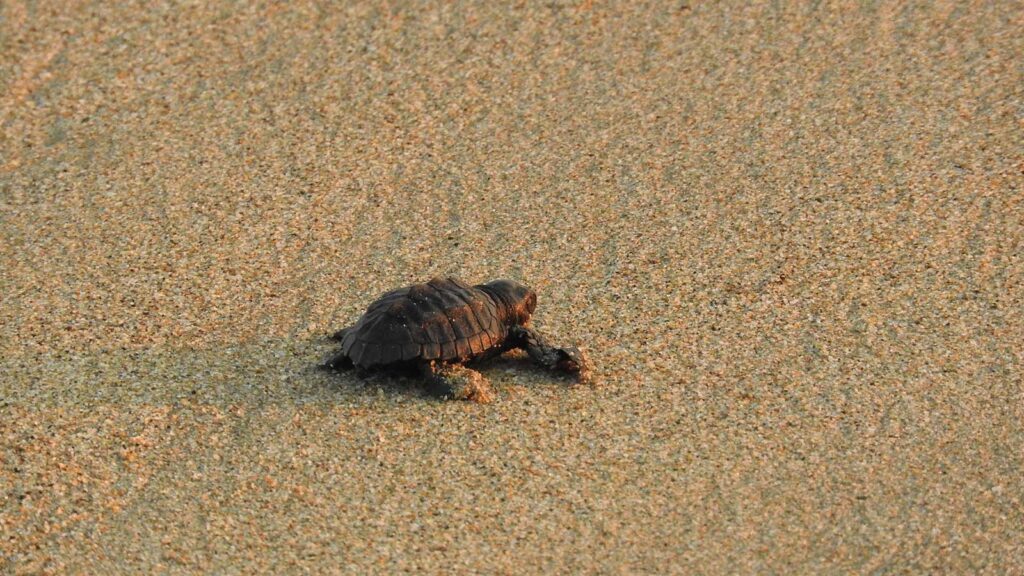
xmin=479 ymin=279 xmax=537 ymax=326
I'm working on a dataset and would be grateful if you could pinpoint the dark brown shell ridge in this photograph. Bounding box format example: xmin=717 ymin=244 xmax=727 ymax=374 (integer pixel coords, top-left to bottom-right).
xmin=340 ymin=277 xmax=506 ymax=368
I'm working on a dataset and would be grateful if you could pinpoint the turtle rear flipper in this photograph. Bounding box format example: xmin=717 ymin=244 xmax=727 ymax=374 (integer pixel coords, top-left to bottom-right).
xmin=420 ymin=361 xmax=493 ymax=403
xmin=331 ymin=327 xmax=351 ymax=341
xmin=320 ymin=349 xmax=354 ymax=371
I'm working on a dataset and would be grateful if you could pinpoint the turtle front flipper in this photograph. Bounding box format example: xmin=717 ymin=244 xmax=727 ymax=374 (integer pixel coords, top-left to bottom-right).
xmin=508 ymin=326 xmax=594 ymax=385
xmin=420 ymin=361 xmax=494 ymax=403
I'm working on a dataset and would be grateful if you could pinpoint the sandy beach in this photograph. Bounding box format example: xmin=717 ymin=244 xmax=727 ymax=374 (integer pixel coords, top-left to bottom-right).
xmin=2 ymin=1 xmax=1021 ymax=573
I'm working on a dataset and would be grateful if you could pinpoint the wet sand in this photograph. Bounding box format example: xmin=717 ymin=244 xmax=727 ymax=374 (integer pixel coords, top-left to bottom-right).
xmin=2 ymin=1 xmax=1021 ymax=573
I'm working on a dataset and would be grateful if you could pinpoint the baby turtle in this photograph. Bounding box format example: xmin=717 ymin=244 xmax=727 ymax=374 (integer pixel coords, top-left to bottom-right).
xmin=322 ymin=277 xmax=592 ymax=402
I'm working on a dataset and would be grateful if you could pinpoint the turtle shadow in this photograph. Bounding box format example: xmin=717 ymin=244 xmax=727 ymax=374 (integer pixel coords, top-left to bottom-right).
xmin=315 ymin=342 xmax=574 ymax=402
xmin=314 ymin=353 xmax=430 ymax=401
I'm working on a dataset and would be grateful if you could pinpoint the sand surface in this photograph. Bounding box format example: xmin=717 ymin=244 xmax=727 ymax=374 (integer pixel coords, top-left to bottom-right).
xmin=2 ymin=1 xmax=1022 ymax=573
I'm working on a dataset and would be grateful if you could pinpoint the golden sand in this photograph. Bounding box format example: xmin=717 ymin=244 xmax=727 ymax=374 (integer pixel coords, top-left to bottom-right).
xmin=2 ymin=1 xmax=1021 ymax=573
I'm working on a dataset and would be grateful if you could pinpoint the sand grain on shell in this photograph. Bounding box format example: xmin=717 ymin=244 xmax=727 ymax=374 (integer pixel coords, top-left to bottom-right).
xmin=2 ymin=1 xmax=1022 ymax=573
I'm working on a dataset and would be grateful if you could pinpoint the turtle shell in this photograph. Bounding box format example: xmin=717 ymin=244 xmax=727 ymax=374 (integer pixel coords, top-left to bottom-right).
xmin=338 ymin=277 xmax=506 ymax=368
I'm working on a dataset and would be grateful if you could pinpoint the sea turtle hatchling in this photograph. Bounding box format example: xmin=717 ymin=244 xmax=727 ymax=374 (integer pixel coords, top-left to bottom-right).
xmin=321 ymin=277 xmax=593 ymax=402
